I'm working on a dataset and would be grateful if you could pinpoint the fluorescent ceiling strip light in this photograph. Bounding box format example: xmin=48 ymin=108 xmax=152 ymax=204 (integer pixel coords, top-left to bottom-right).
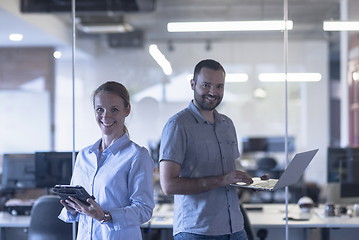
xmin=149 ymin=44 xmax=173 ymax=75
xmin=167 ymin=20 xmax=293 ymax=32
xmin=226 ymin=73 xmax=248 ymax=82
xmin=259 ymin=73 xmax=322 ymax=82
xmin=77 ymin=23 xmax=134 ymax=33
xmin=9 ymin=33 xmax=23 ymax=41
xmin=323 ymin=21 xmax=359 ymax=31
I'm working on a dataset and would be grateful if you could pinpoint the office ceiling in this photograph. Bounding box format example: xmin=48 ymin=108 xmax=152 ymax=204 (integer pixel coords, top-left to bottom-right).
xmin=0 ymin=0 xmax=346 ymax=93
xmin=131 ymin=0 xmax=340 ymax=42
xmin=0 ymin=0 xmax=341 ymax=48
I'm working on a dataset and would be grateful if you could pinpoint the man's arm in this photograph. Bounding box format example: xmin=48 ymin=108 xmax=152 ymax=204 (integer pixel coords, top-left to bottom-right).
xmin=159 ymin=160 xmax=253 ymax=195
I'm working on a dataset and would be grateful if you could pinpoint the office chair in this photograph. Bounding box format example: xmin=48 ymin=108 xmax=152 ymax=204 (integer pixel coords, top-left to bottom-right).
xmin=239 ymin=204 xmax=254 ymax=240
xmin=28 ymin=195 xmax=72 ymax=240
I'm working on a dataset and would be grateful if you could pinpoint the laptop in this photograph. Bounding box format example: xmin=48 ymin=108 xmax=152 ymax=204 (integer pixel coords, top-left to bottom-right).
xmin=231 ymin=149 xmax=319 ymax=191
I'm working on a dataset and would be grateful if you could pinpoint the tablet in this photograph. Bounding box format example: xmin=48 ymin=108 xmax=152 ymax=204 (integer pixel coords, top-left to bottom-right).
xmin=52 ymin=185 xmax=95 ymax=206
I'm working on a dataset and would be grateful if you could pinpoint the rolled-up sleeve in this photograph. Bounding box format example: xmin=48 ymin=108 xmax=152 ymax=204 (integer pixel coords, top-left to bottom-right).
xmin=159 ymin=120 xmax=187 ymax=165
xmin=58 ymin=207 xmax=79 ymax=223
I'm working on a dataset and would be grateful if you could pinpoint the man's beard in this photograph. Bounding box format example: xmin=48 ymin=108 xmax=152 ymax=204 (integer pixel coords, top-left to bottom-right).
xmin=194 ymin=92 xmax=222 ymax=111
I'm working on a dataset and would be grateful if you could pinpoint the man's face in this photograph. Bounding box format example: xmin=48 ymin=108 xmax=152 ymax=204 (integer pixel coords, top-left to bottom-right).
xmin=191 ymin=67 xmax=225 ymax=111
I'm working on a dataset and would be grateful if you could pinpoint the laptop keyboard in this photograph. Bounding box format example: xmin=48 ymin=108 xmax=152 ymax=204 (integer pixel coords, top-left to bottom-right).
xmin=251 ymin=179 xmax=277 ymax=189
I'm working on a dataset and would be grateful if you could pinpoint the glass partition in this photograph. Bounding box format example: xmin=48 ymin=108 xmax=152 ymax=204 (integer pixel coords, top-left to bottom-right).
xmin=1 ymin=0 xmax=359 ymax=215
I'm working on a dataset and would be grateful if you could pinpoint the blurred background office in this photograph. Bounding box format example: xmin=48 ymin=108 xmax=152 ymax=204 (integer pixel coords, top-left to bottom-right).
xmin=0 ymin=0 xmax=359 ymax=222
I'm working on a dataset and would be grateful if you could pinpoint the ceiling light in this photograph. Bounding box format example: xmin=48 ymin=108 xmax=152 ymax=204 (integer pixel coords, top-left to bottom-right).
xmin=323 ymin=21 xmax=359 ymax=31
xmin=253 ymin=87 xmax=268 ymax=99
xmin=226 ymin=73 xmax=249 ymax=82
xmin=149 ymin=44 xmax=172 ymax=75
xmin=53 ymin=51 xmax=62 ymax=59
xmin=259 ymin=73 xmax=322 ymax=82
xmin=353 ymin=71 xmax=359 ymax=81
xmin=77 ymin=23 xmax=134 ymax=33
xmin=9 ymin=33 xmax=23 ymax=41
xmin=167 ymin=20 xmax=293 ymax=32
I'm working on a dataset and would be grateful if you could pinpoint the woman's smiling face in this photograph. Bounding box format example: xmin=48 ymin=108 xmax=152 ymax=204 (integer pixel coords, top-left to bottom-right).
xmin=94 ymin=92 xmax=130 ymax=138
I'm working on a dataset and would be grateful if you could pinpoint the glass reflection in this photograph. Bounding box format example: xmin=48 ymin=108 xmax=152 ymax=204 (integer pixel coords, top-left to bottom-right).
xmin=0 ymin=0 xmax=359 ymax=208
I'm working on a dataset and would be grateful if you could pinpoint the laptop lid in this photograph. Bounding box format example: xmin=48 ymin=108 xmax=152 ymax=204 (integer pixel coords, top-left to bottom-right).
xmin=273 ymin=149 xmax=318 ymax=190
xmin=231 ymin=149 xmax=319 ymax=191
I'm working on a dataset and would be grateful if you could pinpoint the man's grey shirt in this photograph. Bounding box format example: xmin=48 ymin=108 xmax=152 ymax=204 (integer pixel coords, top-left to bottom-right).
xmin=159 ymin=101 xmax=244 ymax=236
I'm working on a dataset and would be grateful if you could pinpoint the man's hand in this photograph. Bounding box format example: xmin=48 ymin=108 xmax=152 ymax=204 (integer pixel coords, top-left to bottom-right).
xmin=223 ymin=170 xmax=253 ymax=186
xmin=160 ymin=160 xmax=254 ymax=195
xmin=260 ymin=173 xmax=270 ymax=180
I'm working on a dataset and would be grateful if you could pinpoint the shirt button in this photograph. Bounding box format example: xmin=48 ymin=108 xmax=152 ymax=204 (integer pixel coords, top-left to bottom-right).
xmin=228 ymin=205 xmax=231 ymax=208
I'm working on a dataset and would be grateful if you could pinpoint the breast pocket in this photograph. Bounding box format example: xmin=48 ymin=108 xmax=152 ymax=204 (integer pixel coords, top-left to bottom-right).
xmin=227 ymin=137 xmax=239 ymax=160
xmin=186 ymin=134 xmax=220 ymax=177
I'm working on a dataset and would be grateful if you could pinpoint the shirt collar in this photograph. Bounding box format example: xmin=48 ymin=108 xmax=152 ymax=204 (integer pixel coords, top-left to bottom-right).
xmin=188 ymin=100 xmax=224 ymax=124
xmin=89 ymin=134 xmax=130 ymax=155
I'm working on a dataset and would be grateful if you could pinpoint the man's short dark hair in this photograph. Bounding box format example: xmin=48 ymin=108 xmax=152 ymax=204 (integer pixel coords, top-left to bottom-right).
xmin=193 ymin=59 xmax=226 ymax=82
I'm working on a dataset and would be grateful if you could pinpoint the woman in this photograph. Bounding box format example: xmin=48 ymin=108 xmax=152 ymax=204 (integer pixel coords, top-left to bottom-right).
xmin=58 ymin=81 xmax=155 ymax=240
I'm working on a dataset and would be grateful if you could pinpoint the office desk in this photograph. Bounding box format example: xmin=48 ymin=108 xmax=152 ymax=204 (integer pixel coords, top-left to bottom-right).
xmin=312 ymin=207 xmax=359 ymax=240
xmin=143 ymin=203 xmax=324 ymax=228
xmin=244 ymin=204 xmax=325 ymax=240
xmin=244 ymin=204 xmax=324 ymax=228
xmin=143 ymin=204 xmax=324 ymax=240
xmin=314 ymin=207 xmax=359 ymax=228
xmin=143 ymin=203 xmax=359 ymax=240
xmin=0 ymin=212 xmax=30 ymax=240
xmin=0 ymin=212 xmax=30 ymax=227
xmin=143 ymin=203 xmax=174 ymax=229
xmin=0 ymin=204 xmax=359 ymax=240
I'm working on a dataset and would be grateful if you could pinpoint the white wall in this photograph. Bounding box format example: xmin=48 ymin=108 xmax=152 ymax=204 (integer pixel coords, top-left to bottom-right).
xmin=0 ymin=90 xmax=51 ymax=152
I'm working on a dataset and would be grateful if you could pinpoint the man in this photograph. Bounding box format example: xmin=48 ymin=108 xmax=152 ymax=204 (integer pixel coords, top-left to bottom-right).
xmin=159 ymin=59 xmax=253 ymax=240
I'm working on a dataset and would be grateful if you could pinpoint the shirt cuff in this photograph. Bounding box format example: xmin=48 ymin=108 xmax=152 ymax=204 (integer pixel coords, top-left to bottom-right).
xmin=58 ymin=207 xmax=79 ymax=223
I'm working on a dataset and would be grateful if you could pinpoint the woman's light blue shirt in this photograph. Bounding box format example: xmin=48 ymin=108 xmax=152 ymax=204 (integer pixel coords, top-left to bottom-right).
xmin=58 ymin=134 xmax=155 ymax=240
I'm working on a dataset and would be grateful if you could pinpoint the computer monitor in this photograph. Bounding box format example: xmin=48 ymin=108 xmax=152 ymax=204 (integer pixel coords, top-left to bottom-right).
xmin=34 ymin=151 xmax=77 ymax=188
xmin=327 ymin=147 xmax=359 ymax=204
xmin=1 ymin=153 xmax=36 ymax=190
xmin=241 ymin=136 xmax=295 ymax=153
